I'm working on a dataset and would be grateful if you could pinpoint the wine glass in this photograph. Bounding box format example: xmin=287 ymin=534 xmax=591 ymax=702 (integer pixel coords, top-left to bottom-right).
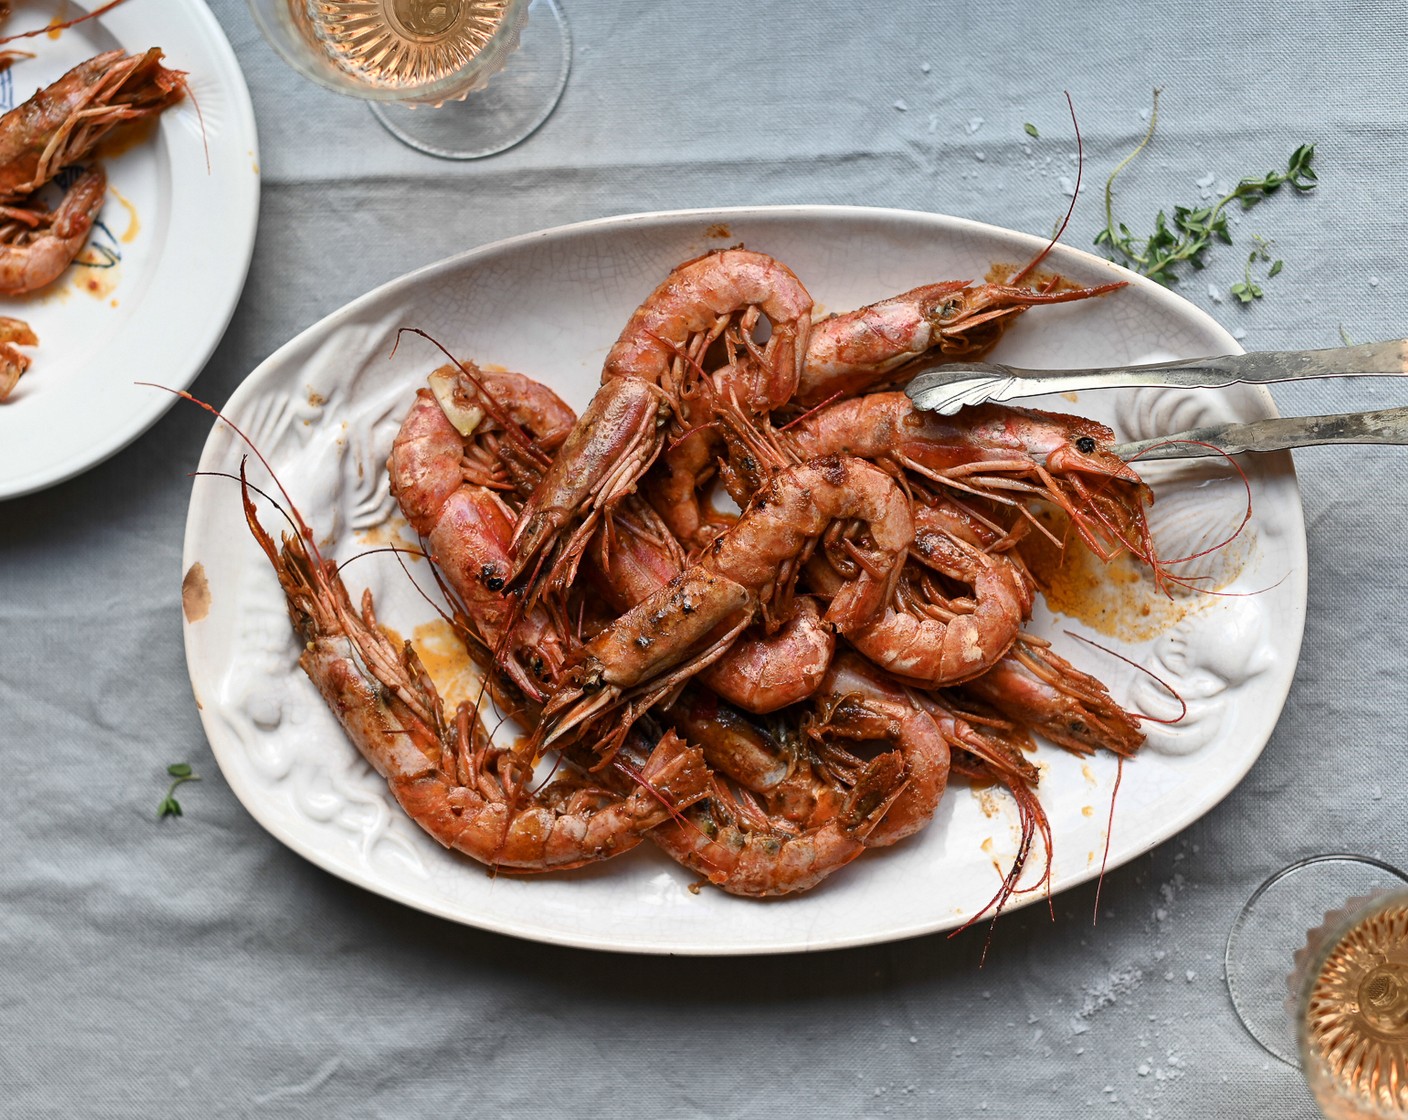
xmin=1226 ymin=854 xmax=1408 ymax=1117
xmin=246 ymin=0 xmax=571 ymax=159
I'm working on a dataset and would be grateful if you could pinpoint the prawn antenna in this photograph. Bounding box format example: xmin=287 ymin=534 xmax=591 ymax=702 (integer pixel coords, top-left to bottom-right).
xmin=1062 ymin=629 xmax=1187 ymax=727
xmin=1011 ymin=91 xmax=1083 ymax=287
xmin=391 ymin=326 xmax=548 ymax=467
xmin=1092 ymin=756 xmax=1124 ymax=926
xmin=0 ymin=0 xmax=129 ymax=44
xmin=150 ymin=385 xmax=324 ymax=566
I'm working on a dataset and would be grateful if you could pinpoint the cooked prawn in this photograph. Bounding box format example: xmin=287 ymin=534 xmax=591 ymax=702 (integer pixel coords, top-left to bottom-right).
xmin=588 ymin=499 xmax=836 ymax=714
xmin=808 ymin=529 xmax=1029 ymax=687
xmin=0 ymin=48 xmax=183 ymax=200
xmin=960 ymin=637 xmax=1145 ymax=757
xmin=0 ymin=164 xmax=105 ymax=294
xmin=810 ymin=653 xmax=952 ymax=847
xmin=0 ymin=313 xmax=36 ymax=400
xmin=388 ymin=381 xmax=572 ymax=702
xmin=242 ymin=468 xmax=709 ymax=872
xmin=795 ymin=275 xmax=1124 ymax=405
xmin=647 ymin=749 xmax=905 ymax=897
xmin=785 ymin=393 xmax=1158 ymax=573
xmin=511 ymin=248 xmax=813 ymax=596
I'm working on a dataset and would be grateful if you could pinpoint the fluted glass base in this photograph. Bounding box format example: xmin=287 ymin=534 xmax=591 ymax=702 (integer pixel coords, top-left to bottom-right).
xmin=370 ymin=0 xmax=570 ymax=158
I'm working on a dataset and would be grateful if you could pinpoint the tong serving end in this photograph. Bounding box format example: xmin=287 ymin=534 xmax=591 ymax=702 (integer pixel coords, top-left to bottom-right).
xmin=904 ymin=364 xmax=1013 ymax=415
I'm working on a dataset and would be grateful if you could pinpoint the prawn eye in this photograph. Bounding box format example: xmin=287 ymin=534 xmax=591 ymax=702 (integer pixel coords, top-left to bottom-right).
xmin=1075 ymin=436 xmax=1096 ymax=454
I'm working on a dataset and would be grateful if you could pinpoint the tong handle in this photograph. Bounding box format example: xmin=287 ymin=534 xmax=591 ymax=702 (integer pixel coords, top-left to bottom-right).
xmin=906 ymin=339 xmax=1408 ymax=416
xmin=1121 ymin=339 xmax=1408 ymax=390
xmin=1111 ymin=405 xmax=1408 ymax=461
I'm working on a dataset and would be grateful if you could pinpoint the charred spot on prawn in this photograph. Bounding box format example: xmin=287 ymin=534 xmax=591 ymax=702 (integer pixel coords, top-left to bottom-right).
xmin=816 ymin=455 xmax=847 ymax=487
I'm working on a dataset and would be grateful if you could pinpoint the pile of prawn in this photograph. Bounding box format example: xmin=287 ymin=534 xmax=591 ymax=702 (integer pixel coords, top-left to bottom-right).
xmin=0 ymin=41 xmax=184 ymax=400
xmin=242 ymin=243 xmax=1168 ymax=918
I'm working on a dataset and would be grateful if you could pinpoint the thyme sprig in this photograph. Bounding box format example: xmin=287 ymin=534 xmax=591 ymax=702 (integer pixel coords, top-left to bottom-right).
xmin=158 ymin=763 xmax=200 ymax=819
xmin=1229 ymin=235 xmax=1284 ymax=304
xmin=1093 ymin=89 xmax=1317 ymax=292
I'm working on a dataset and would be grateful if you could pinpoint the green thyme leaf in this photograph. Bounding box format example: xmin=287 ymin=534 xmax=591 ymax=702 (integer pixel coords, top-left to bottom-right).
xmin=158 ymin=765 xmax=200 ymax=820
xmin=1024 ymin=122 xmax=1039 ymax=138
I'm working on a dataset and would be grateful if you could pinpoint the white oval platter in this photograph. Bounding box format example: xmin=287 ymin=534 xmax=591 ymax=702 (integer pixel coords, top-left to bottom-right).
xmin=182 ymin=206 xmax=1306 ymax=955
xmin=0 ymin=0 xmax=258 ymax=499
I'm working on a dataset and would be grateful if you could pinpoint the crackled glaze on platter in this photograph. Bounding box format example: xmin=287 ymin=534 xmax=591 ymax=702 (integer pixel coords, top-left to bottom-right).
xmin=0 ymin=0 xmax=258 ymax=499
xmin=182 ymin=206 xmax=1307 ymax=955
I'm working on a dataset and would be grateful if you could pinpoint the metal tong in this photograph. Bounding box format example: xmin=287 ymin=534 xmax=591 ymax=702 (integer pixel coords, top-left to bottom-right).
xmin=903 ymin=339 xmax=1408 ymax=461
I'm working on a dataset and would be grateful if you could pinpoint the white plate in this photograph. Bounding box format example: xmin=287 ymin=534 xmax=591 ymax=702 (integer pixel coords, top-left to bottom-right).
xmin=0 ymin=0 xmax=258 ymax=499
xmin=182 ymin=206 xmax=1307 ymax=955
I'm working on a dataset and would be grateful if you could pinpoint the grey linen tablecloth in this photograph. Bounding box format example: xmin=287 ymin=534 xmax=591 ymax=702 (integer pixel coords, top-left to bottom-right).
xmin=4 ymin=1 xmax=1406 ymax=1115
